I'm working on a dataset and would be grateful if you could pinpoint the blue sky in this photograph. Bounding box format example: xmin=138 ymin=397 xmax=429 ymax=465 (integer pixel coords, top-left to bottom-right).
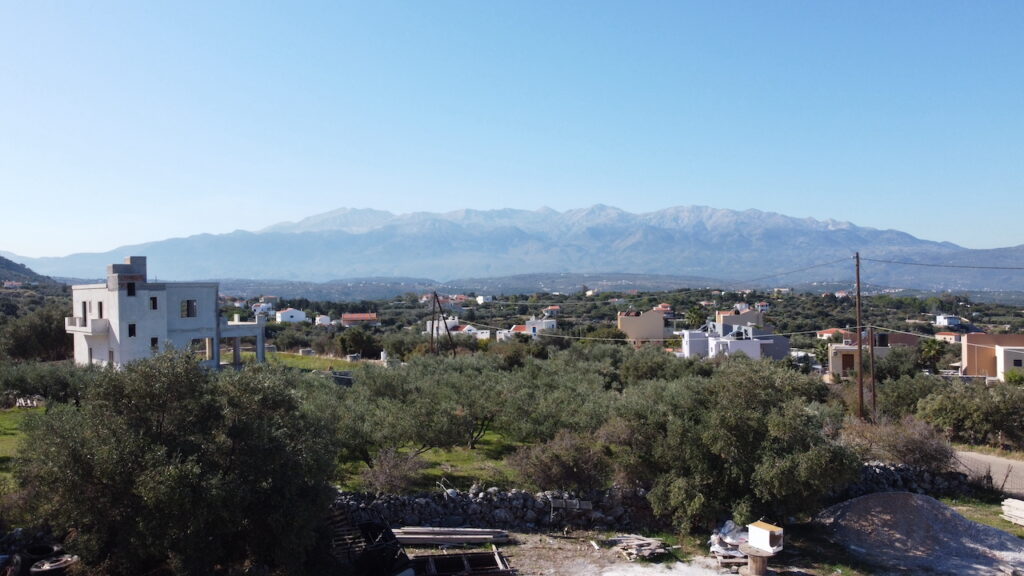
xmin=2 ymin=1 xmax=1022 ymax=257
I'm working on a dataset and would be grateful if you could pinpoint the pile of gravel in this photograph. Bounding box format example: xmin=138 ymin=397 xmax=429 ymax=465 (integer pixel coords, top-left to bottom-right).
xmin=814 ymin=492 xmax=1024 ymax=575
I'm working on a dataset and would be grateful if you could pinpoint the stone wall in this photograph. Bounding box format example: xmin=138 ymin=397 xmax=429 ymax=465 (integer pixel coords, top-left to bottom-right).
xmin=332 ymin=484 xmax=657 ymax=532
xmin=335 ymin=463 xmax=973 ymax=533
xmin=830 ymin=462 xmax=971 ymax=502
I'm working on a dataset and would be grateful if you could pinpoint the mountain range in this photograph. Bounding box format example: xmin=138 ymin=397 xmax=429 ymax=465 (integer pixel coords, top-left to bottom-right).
xmin=4 ymin=205 xmax=1024 ymax=292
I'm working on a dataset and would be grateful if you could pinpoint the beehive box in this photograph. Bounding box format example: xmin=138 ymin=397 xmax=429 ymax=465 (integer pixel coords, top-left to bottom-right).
xmin=747 ymin=521 xmax=783 ymax=553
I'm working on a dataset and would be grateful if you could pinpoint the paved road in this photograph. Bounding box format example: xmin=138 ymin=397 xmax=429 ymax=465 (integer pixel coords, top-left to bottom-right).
xmin=956 ymin=451 xmax=1024 ymax=497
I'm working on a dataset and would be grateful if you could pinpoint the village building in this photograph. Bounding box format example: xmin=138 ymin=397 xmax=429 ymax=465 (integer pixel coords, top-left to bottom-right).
xmin=65 ymin=256 xmax=265 ymax=369
xmin=960 ymin=333 xmax=1024 ymax=382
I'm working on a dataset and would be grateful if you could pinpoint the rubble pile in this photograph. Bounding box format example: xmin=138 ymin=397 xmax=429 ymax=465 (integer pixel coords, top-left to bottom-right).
xmin=333 ymin=485 xmax=655 ymax=532
xmin=815 ymin=492 xmax=1024 ymax=575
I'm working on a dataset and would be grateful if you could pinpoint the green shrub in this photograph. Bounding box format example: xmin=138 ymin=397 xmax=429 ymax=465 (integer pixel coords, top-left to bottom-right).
xmin=15 ymin=353 xmax=343 ymax=576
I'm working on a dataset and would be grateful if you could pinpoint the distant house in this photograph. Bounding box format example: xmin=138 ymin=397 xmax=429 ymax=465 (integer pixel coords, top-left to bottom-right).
xmin=653 ymin=303 xmax=674 ymax=319
xmin=716 ymin=309 xmax=764 ymax=328
xmin=755 ymin=301 xmax=770 ymax=313
xmin=2 ymin=281 xmax=23 ymax=289
xmin=425 ymin=316 xmax=460 ymax=337
xmin=315 ymin=314 xmax=332 ymax=326
xmin=452 ymin=324 xmax=491 ymax=340
xmin=618 ymin=309 xmax=669 ymax=347
xmin=251 ymin=302 xmax=275 ymax=315
xmin=476 ymin=295 xmax=494 ymax=305
xmin=276 ymin=308 xmax=307 ymax=323
xmin=543 ymin=305 xmax=561 ymax=317
xmin=960 ymin=333 xmax=1024 ymax=381
xmin=341 ymin=312 xmax=379 ymax=327
xmin=827 ymin=343 xmax=892 ymax=379
xmin=497 ymin=316 xmax=556 ymax=341
xmin=65 ymin=256 xmax=266 ymax=368
xmin=936 ymin=314 xmax=961 ymax=327
xmin=936 ymin=331 xmax=961 ymax=344
xmin=817 ymin=328 xmax=857 ymax=344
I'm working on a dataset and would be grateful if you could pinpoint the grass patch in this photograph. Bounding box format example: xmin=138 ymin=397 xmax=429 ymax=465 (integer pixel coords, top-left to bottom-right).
xmin=416 ymin=434 xmax=519 ymax=493
xmin=0 ymin=407 xmax=41 ymax=478
xmin=243 ymin=351 xmax=358 ymax=372
xmin=335 ymin=432 xmax=521 ymax=494
xmin=941 ymin=491 xmax=1024 ymax=539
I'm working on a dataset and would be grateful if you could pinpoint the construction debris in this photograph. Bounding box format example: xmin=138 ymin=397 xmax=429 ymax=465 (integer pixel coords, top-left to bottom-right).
xmin=393 ymin=527 xmax=511 ymax=546
xmin=1001 ymin=498 xmax=1024 ymax=527
xmin=408 ymin=544 xmax=517 ymax=575
xmin=606 ymin=534 xmax=672 ymax=561
xmin=708 ymin=520 xmax=748 ymax=569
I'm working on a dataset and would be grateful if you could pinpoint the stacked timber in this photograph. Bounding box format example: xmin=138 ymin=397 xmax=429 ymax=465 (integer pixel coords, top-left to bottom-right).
xmin=606 ymin=534 xmax=671 ymax=561
xmin=393 ymin=527 xmax=511 ymax=546
xmin=1001 ymin=498 xmax=1024 ymax=527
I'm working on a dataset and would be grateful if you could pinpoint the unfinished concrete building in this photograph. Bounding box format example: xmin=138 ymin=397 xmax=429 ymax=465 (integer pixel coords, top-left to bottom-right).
xmin=65 ymin=256 xmax=266 ymax=368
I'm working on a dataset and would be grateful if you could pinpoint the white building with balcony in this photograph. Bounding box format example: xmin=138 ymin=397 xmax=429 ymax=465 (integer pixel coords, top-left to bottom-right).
xmin=66 ymin=256 xmax=266 ymax=368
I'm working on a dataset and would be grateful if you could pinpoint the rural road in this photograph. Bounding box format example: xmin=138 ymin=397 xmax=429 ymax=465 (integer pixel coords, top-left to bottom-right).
xmin=956 ymin=451 xmax=1024 ymax=497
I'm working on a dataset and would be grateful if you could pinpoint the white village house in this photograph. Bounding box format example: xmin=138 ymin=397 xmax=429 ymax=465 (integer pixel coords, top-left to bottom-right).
xmin=66 ymin=256 xmax=266 ymax=368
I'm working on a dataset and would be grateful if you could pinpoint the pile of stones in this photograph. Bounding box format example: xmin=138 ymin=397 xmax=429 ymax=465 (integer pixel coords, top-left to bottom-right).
xmin=831 ymin=461 xmax=971 ymax=502
xmin=332 ymin=484 xmax=655 ymax=532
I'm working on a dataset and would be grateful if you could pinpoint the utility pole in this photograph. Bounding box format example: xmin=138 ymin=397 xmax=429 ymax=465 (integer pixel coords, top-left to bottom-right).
xmin=432 ymin=291 xmax=456 ymax=358
xmin=868 ymin=325 xmax=876 ymax=419
xmin=855 ymin=252 xmax=864 ymax=420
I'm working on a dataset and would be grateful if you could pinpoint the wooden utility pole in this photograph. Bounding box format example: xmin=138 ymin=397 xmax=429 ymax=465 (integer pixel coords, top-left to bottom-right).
xmin=432 ymin=291 xmax=456 ymax=357
xmin=868 ymin=325 xmax=877 ymax=419
xmin=855 ymin=252 xmax=864 ymax=420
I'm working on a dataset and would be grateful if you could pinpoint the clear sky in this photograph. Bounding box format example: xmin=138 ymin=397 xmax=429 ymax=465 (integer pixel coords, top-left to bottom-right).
xmin=2 ymin=1 xmax=1022 ymax=257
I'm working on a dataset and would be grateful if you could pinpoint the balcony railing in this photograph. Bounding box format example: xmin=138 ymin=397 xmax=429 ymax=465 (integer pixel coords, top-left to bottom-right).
xmin=65 ymin=317 xmax=110 ymax=335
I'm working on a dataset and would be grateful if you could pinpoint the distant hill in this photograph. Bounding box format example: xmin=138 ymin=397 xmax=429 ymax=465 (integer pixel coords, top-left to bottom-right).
xmin=0 ymin=254 xmax=52 ymax=284
xmin=5 ymin=205 xmax=1024 ymax=291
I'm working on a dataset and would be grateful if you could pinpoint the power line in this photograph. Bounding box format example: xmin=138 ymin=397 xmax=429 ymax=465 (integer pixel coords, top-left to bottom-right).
xmin=862 ymin=257 xmax=1024 ymax=271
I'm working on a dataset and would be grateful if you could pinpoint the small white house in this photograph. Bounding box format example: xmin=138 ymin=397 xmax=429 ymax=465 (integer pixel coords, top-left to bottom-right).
xmin=935 ymin=314 xmax=961 ymax=327
xmin=315 ymin=314 xmax=331 ymax=326
xmin=276 ymin=308 xmax=307 ymax=323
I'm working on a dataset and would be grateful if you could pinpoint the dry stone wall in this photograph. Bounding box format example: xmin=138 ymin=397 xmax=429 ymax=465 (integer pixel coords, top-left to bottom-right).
xmin=332 ymin=485 xmax=657 ymax=532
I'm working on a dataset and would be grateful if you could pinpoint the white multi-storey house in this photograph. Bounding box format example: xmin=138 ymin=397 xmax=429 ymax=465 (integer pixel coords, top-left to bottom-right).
xmin=65 ymin=256 xmax=266 ymax=368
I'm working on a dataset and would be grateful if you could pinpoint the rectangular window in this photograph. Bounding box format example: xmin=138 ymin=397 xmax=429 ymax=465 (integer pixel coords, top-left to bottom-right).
xmin=126 ymin=282 xmax=136 ymax=296
xmin=151 ymin=337 xmax=159 ymax=350
xmin=1015 ymin=359 xmax=1023 ymax=367
xmin=88 ymin=347 xmax=93 ymax=364
xmin=128 ymin=324 xmax=136 ymax=337
xmin=98 ymin=302 xmax=104 ymax=319
xmin=108 ymin=350 xmax=114 ymax=365
xmin=150 ymin=296 xmax=158 ymax=310
xmin=180 ymin=299 xmax=198 ymax=318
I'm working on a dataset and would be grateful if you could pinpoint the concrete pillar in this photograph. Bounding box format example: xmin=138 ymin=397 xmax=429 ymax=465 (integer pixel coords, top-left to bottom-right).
xmin=256 ymin=317 xmax=266 ymax=363
xmin=233 ymin=338 xmax=241 ymax=366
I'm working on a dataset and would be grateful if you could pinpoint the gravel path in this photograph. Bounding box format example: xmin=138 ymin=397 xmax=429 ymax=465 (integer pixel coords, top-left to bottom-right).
xmin=957 ymin=450 xmax=1024 ymax=497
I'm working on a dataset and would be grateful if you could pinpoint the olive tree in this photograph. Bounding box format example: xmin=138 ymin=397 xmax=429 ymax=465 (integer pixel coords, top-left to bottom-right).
xmin=15 ymin=353 xmax=344 ymax=576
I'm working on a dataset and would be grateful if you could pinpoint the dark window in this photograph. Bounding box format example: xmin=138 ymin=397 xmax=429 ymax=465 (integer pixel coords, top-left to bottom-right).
xmin=151 ymin=337 xmax=159 ymax=350
xmin=127 ymin=282 xmax=136 ymax=296
xmin=1015 ymin=359 xmax=1023 ymax=367
xmin=128 ymin=324 xmax=136 ymax=337
xmin=98 ymin=302 xmax=103 ymax=319
xmin=150 ymin=296 xmax=158 ymax=310
xmin=108 ymin=350 xmax=114 ymax=364
xmin=180 ymin=299 xmax=198 ymax=318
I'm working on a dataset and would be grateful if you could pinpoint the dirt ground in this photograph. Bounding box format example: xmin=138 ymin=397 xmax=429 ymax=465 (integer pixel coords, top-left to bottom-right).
xmin=406 ymin=532 xmax=813 ymax=576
